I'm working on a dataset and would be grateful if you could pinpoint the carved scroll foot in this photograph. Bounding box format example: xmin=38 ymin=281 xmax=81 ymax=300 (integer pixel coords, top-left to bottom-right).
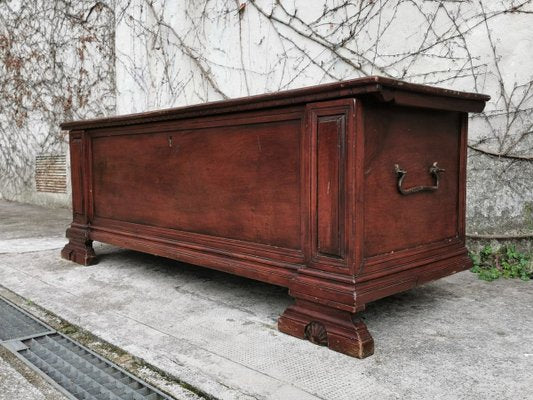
xmin=61 ymin=226 xmax=97 ymax=266
xmin=278 ymin=299 xmax=374 ymax=358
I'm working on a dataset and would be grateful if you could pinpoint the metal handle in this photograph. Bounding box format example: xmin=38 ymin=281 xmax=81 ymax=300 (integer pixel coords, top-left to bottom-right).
xmin=394 ymin=162 xmax=445 ymax=195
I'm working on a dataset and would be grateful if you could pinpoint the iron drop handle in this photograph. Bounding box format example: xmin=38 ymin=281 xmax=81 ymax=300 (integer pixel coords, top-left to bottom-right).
xmin=394 ymin=162 xmax=445 ymax=195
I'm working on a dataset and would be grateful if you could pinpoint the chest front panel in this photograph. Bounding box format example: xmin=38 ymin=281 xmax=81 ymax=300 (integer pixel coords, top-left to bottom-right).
xmin=91 ymin=115 xmax=303 ymax=250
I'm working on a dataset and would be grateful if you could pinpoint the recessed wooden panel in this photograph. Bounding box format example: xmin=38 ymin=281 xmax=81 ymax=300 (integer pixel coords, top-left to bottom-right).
xmin=363 ymin=104 xmax=461 ymax=257
xmin=69 ymin=138 xmax=83 ymax=215
xmin=307 ymin=99 xmax=356 ymax=273
xmin=317 ymin=115 xmax=345 ymax=257
xmin=92 ymin=118 xmax=302 ymax=249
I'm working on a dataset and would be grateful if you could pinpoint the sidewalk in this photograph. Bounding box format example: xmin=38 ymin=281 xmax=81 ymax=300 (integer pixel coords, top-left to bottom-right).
xmin=0 ymin=200 xmax=532 ymax=400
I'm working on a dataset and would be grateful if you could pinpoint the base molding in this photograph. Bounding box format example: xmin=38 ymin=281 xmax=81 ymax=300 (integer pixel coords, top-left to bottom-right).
xmin=278 ymin=299 xmax=374 ymax=358
xmin=61 ymin=225 xmax=97 ymax=266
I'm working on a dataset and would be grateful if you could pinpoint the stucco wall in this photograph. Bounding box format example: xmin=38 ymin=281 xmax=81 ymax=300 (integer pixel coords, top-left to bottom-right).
xmin=0 ymin=0 xmax=115 ymax=207
xmin=1 ymin=0 xmax=531 ymax=238
xmin=114 ymin=0 xmax=533 ymax=237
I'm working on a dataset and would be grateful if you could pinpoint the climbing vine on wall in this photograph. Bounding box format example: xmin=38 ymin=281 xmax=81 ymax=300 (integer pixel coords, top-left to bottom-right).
xmin=0 ymin=0 xmax=115 ymax=202
xmin=1 ymin=0 xmax=532 ymax=237
xmin=116 ymin=0 xmax=533 ymax=237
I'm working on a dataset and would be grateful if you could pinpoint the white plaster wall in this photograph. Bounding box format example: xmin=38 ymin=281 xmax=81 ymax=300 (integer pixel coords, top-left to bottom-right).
xmin=114 ymin=1 xmax=532 ymax=112
xmin=1 ymin=0 xmax=531 ymax=236
xmin=114 ymin=0 xmax=533 ymax=235
xmin=0 ymin=0 xmax=115 ymax=208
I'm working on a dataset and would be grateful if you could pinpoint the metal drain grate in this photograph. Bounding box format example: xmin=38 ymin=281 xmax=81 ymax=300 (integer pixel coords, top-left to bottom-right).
xmin=0 ymin=297 xmax=172 ymax=400
xmin=17 ymin=334 xmax=167 ymax=400
xmin=0 ymin=297 xmax=52 ymax=340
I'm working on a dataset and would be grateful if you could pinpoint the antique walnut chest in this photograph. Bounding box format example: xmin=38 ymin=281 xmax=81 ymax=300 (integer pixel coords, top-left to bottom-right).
xmin=61 ymin=76 xmax=489 ymax=358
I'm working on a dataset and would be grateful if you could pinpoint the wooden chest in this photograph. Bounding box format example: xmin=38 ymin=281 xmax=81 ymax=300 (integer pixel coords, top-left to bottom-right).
xmin=61 ymin=77 xmax=489 ymax=358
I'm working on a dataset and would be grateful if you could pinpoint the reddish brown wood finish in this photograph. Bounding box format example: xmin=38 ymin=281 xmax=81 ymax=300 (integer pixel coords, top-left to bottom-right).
xmin=61 ymin=76 xmax=488 ymax=358
xmin=363 ymin=104 xmax=461 ymax=256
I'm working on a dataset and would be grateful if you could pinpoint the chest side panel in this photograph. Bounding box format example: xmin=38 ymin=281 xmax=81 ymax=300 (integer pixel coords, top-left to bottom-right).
xmin=363 ymin=104 xmax=461 ymax=257
xmin=91 ymin=116 xmax=302 ymax=250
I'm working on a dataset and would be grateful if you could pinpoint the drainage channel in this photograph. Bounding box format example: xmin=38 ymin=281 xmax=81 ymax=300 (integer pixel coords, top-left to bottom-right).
xmin=0 ymin=296 xmax=173 ymax=400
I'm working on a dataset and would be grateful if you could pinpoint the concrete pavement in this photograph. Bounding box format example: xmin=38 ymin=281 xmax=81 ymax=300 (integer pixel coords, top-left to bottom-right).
xmin=0 ymin=200 xmax=532 ymax=400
